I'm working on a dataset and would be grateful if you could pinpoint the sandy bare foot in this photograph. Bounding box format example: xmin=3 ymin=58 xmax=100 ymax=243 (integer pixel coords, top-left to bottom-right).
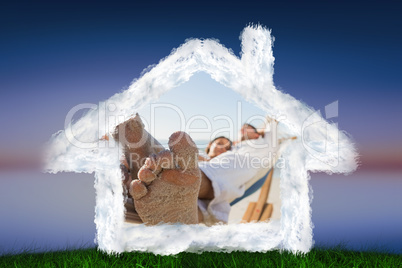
xmin=129 ymin=131 xmax=201 ymax=225
xmin=113 ymin=113 xmax=165 ymax=192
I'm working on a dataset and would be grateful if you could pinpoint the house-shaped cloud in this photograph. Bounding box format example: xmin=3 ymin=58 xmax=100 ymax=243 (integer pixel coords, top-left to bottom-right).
xmin=45 ymin=25 xmax=358 ymax=254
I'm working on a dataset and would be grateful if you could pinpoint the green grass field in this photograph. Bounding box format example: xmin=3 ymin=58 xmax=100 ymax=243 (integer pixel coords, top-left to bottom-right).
xmin=1 ymin=246 xmax=401 ymax=267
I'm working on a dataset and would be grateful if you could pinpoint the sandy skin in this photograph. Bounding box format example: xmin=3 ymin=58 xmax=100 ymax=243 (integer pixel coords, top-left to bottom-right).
xmin=130 ymin=131 xmax=201 ymax=225
xmin=112 ymin=114 xmax=283 ymax=225
xmin=112 ymin=113 xmax=165 ymax=192
xmin=112 ymin=114 xmax=214 ymax=225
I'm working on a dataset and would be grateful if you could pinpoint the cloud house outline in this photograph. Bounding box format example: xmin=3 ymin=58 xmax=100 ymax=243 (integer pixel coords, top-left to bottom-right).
xmin=45 ymin=25 xmax=358 ymax=254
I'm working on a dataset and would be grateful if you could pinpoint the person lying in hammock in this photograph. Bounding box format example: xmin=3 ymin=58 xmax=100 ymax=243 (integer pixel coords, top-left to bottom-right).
xmin=199 ymin=121 xmax=270 ymax=161
xmin=110 ymin=114 xmax=280 ymax=225
xmin=198 ymin=136 xmax=232 ymax=161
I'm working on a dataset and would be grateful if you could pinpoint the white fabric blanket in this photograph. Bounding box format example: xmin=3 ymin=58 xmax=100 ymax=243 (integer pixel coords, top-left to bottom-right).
xmin=198 ymin=130 xmax=279 ymax=224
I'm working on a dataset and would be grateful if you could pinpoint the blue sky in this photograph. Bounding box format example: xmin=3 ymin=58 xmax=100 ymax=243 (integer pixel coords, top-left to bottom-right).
xmin=136 ymin=72 xmax=270 ymax=143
